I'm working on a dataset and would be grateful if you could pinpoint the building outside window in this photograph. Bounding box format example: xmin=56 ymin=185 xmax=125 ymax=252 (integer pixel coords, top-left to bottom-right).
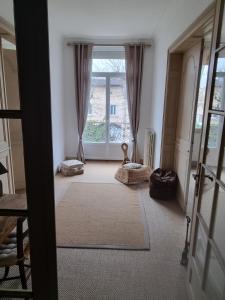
xmin=110 ymin=104 xmax=116 ymax=115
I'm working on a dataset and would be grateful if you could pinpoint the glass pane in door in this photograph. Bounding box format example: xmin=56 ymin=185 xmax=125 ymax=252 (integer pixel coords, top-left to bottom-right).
xmin=213 ymin=185 xmax=225 ymax=261
xmin=83 ymin=77 xmax=106 ymax=143
xmin=187 ymin=42 xmax=211 ymax=216
xmin=204 ymin=247 xmax=225 ymax=300
xmin=1 ymin=38 xmax=20 ymax=110
xmin=211 ymin=49 xmax=225 ymax=111
xmin=219 ymin=136 xmax=225 ymax=182
xmin=193 ymin=221 xmax=207 ymax=276
xmin=109 ymin=76 xmax=130 ymax=143
xmin=205 ymin=114 xmax=224 ymax=174
xmin=219 ymin=2 xmax=225 ymax=47
xmin=199 ymin=167 xmax=215 ymax=227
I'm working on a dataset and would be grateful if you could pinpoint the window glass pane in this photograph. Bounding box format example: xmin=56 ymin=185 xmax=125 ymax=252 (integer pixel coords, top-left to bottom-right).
xmin=92 ymin=59 xmax=125 ymax=72
xmin=205 ymin=114 xmax=224 ymax=174
xmin=205 ymin=248 xmax=225 ymax=300
xmin=83 ymin=77 xmax=106 ymax=143
xmin=1 ymin=38 xmax=20 ymax=110
xmin=195 ymin=57 xmax=209 ymax=129
xmin=213 ymin=185 xmax=225 ymax=261
xmin=211 ymin=49 xmax=225 ymax=111
xmin=109 ymin=76 xmax=130 ymax=143
xmin=193 ymin=222 xmax=207 ymax=276
xmin=199 ymin=167 xmax=215 ymax=227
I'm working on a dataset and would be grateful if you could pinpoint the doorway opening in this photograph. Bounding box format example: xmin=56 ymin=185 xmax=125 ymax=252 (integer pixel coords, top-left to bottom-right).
xmin=160 ymin=4 xmax=215 ymax=215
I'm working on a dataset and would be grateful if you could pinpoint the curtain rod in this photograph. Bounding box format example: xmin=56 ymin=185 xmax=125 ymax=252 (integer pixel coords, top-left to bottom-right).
xmin=67 ymin=42 xmax=151 ymax=47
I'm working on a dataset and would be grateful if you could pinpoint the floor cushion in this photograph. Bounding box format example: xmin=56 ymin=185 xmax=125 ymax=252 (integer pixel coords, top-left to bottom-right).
xmin=115 ymin=165 xmax=151 ymax=184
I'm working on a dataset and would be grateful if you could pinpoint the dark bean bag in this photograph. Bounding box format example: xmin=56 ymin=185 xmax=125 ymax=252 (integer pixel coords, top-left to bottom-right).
xmin=149 ymin=168 xmax=178 ymax=200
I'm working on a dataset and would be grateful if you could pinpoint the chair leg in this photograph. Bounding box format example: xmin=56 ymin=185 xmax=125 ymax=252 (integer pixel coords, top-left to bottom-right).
xmin=18 ymin=261 xmax=27 ymax=289
xmin=0 ymin=266 xmax=9 ymax=281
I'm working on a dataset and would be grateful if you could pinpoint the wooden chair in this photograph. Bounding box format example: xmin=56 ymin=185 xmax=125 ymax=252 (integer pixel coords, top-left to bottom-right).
xmin=0 ymin=217 xmax=30 ymax=289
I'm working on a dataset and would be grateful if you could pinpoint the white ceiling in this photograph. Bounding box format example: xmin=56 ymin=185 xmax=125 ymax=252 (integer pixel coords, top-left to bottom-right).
xmin=48 ymin=0 xmax=175 ymax=38
xmin=1 ymin=0 xmax=213 ymax=39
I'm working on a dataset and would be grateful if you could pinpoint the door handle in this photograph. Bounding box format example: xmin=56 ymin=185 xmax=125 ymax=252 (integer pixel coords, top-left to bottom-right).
xmin=192 ymin=173 xmax=199 ymax=181
xmin=192 ymin=174 xmax=213 ymax=181
xmin=205 ymin=174 xmax=214 ymax=181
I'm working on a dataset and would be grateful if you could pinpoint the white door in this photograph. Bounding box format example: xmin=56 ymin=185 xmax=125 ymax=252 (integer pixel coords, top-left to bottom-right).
xmin=174 ymin=41 xmax=203 ymax=210
xmin=188 ymin=1 xmax=225 ymax=299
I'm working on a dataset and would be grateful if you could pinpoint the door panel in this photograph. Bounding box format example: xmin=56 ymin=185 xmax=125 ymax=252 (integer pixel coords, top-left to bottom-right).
xmin=212 ymin=185 xmax=225 ymax=261
xmin=198 ymin=167 xmax=215 ymax=227
xmin=193 ymin=221 xmax=207 ymax=277
xmin=204 ymin=247 xmax=225 ymax=300
xmin=174 ymin=42 xmax=202 ymax=210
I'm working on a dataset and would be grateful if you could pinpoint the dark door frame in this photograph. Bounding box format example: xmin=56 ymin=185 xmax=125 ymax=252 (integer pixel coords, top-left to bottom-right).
xmin=0 ymin=0 xmax=58 ymax=299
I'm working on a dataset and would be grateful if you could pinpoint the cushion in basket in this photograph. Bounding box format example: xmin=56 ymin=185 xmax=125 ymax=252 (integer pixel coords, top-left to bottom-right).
xmin=123 ymin=163 xmax=142 ymax=169
xmin=61 ymin=160 xmax=84 ymax=169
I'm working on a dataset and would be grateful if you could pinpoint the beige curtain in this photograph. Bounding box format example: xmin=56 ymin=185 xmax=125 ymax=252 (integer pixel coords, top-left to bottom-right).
xmin=125 ymin=44 xmax=144 ymax=162
xmin=74 ymin=44 xmax=93 ymax=162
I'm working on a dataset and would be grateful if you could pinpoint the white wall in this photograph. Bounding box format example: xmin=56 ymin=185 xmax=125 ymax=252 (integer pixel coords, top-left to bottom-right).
xmin=48 ymin=3 xmax=66 ymax=171
xmin=150 ymin=0 xmax=214 ymax=168
xmin=63 ymin=42 xmax=154 ymax=160
xmin=137 ymin=47 xmax=154 ymax=159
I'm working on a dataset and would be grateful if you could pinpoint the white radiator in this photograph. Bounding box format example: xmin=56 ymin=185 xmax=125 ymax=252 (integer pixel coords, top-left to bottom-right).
xmin=144 ymin=129 xmax=155 ymax=170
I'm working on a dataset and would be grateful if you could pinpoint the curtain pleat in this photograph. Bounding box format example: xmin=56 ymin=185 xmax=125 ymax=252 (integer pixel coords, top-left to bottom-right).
xmin=125 ymin=44 xmax=144 ymax=162
xmin=74 ymin=44 xmax=93 ymax=162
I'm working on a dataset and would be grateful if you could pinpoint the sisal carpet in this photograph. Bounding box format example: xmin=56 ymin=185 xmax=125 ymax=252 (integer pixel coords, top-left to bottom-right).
xmin=56 ymin=182 xmax=150 ymax=250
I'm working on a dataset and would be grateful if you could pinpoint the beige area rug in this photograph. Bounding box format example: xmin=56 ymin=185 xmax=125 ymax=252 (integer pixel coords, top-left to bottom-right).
xmin=56 ymin=182 xmax=150 ymax=250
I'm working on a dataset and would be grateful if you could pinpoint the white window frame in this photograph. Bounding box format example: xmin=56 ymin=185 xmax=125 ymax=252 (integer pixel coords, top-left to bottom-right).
xmin=84 ymin=71 xmax=128 ymax=144
xmin=83 ymin=46 xmax=130 ymax=160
